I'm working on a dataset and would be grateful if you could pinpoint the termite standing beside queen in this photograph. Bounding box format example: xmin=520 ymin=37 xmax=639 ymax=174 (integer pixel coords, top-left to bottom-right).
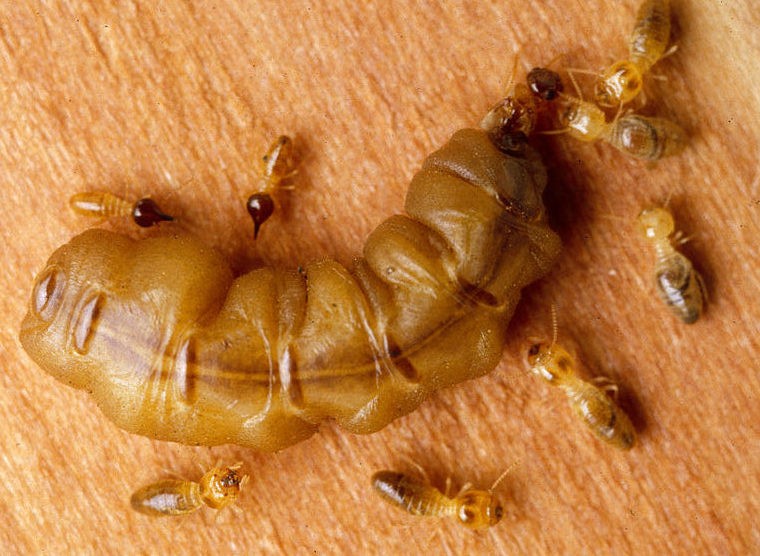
xmin=19 ymin=62 xmax=562 ymax=451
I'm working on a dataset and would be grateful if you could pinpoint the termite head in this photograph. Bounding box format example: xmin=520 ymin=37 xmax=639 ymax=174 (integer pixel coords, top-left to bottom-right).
xmin=246 ymin=193 xmax=275 ymax=239
xmin=260 ymin=135 xmax=295 ymax=182
xmin=594 ymin=61 xmax=643 ymax=107
xmin=456 ymin=490 xmax=504 ymax=529
xmin=636 ymin=206 xmax=674 ymax=241
xmin=527 ymin=67 xmax=563 ymax=101
xmin=199 ymin=464 xmax=248 ymax=510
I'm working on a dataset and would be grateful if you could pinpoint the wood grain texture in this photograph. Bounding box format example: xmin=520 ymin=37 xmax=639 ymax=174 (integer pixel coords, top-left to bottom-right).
xmin=1 ymin=1 xmax=758 ymax=554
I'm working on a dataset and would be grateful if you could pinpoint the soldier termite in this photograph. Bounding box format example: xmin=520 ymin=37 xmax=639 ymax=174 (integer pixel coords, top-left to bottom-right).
xmin=594 ymin=0 xmax=673 ymax=108
xmin=636 ymin=205 xmax=706 ymax=323
xmin=69 ymin=192 xmax=174 ymax=227
xmin=130 ymin=463 xmax=248 ymax=517
xmin=525 ymin=308 xmax=636 ymax=450
xmin=246 ymin=134 xmax=297 ymax=239
xmin=19 ymin=64 xmax=561 ymax=450
xmin=371 ymin=466 xmax=513 ymax=530
xmin=531 ymin=67 xmax=685 ymax=161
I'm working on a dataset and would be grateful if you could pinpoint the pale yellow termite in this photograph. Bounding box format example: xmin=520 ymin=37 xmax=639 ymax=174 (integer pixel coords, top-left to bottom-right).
xmin=595 ymin=0 xmax=673 ymax=107
xmin=534 ymin=66 xmax=685 ymax=161
xmin=130 ymin=463 xmax=248 ymax=517
xmin=69 ymin=192 xmax=173 ymax=227
xmin=246 ymin=135 xmax=297 ymax=239
xmin=371 ymin=466 xmax=513 ymax=529
xmin=636 ymin=206 xmax=706 ymax=323
xmin=525 ymin=310 xmax=636 ymax=450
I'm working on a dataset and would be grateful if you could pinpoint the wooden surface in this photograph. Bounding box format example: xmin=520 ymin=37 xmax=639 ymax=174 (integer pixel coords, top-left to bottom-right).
xmin=1 ymin=1 xmax=758 ymax=554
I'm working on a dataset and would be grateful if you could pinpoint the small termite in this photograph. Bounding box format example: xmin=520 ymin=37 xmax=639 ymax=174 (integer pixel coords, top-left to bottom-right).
xmin=532 ymin=67 xmax=685 ymax=160
xmin=130 ymin=463 xmax=248 ymax=517
xmin=371 ymin=467 xmax=512 ymax=529
xmin=636 ymin=206 xmax=706 ymax=323
xmin=594 ymin=0 xmax=673 ymax=107
xmin=69 ymin=192 xmax=174 ymax=227
xmin=246 ymin=134 xmax=297 ymax=239
xmin=525 ymin=309 xmax=636 ymax=450
xmin=479 ymin=59 xmax=562 ymax=156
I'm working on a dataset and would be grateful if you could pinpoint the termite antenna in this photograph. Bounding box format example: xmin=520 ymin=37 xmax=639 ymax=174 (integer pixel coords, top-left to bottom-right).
xmin=549 ymin=304 xmax=558 ymax=352
xmin=489 ymin=458 xmax=521 ymax=493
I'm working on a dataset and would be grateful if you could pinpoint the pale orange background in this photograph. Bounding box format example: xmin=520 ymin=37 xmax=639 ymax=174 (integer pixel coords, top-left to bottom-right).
xmin=0 ymin=1 xmax=758 ymax=554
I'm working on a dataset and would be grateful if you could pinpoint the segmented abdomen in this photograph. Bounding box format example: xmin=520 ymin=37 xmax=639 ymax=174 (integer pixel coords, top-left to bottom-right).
xmin=20 ymin=128 xmax=560 ymax=450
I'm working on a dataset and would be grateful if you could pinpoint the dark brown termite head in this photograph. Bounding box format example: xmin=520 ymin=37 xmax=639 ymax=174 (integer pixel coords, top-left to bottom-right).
xmin=527 ymin=67 xmax=564 ymax=100
xmin=132 ymin=198 xmax=174 ymax=227
xmin=246 ymin=193 xmax=275 ymax=239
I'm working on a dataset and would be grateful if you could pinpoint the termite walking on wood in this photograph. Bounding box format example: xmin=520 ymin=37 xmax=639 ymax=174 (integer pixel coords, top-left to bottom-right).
xmin=525 ymin=308 xmax=636 ymax=450
xmin=246 ymin=135 xmax=297 ymax=239
xmin=131 ymin=463 xmax=247 ymax=517
xmin=594 ymin=0 xmax=673 ymax=107
xmin=371 ymin=466 xmax=513 ymax=529
xmin=69 ymin=192 xmax=174 ymax=227
xmin=20 ymin=57 xmax=561 ymax=450
xmin=636 ymin=206 xmax=706 ymax=323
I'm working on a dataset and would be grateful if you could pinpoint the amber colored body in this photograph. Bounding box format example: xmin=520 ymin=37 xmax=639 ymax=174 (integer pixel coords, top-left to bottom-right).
xmin=526 ymin=340 xmax=636 ymax=450
xmin=595 ymin=0 xmax=672 ymax=106
xmin=20 ymin=104 xmax=560 ymax=451
xmin=637 ymin=207 xmax=706 ymax=323
xmin=371 ymin=471 xmax=503 ymax=529
xmin=131 ymin=464 xmax=247 ymax=517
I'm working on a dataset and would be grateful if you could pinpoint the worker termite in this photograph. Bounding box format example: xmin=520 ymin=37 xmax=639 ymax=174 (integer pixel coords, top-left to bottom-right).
xmin=20 ymin=63 xmax=562 ymax=450
xmin=594 ymin=0 xmax=673 ymax=107
xmin=246 ymin=134 xmax=297 ymax=239
xmin=69 ymin=192 xmax=174 ymax=227
xmin=371 ymin=466 xmax=513 ymax=530
xmin=130 ymin=463 xmax=248 ymax=517
xmin=530 ymin=67 xmax=685 ymax=161
xmin=525 ymin=309 xmax=636 ymax=450
xmin=636 ymin=206 xmax=706 ymax=323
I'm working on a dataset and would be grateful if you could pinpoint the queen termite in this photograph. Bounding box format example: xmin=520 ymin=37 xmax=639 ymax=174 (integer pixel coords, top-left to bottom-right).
xmin=20 ymin=59 xmax=561 ymax=450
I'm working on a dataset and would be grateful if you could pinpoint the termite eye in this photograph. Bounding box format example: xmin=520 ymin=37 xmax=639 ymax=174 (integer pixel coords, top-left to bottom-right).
xmin=494 ymin=505 xmax=504 ymax=521
xmin=528 ymin=344 xmax=541 ymax=357
xmin=246 ymin=193 xmax=275 ymax=239
xmin=132 ymin=198 xmax=174 ymax=227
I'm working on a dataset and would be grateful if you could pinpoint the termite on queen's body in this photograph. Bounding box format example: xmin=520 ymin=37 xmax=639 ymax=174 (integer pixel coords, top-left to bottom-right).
xmin=525 ymin=309 xmax=636 ymax=450
xmin=594 ymin=0 xmax=674 ymax=108
xmin=528 ymin=67 xmax=686 ymax=161
xmin=130 ymin=463 xmax=248 ymax=517
xmin=246 ymin=134 xmax=297 ymax=239
xmin=69 ymin=192 xmax=174 ymax=227
xmin=636 ymin=206 xmax=706 ymax=323
xmin=371 ymin=466 xmax=513 ymax=529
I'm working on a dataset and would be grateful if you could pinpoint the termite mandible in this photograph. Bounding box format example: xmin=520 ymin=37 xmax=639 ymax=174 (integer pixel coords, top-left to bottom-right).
xmin=20 ymin=68 xmax=561 ymax=451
